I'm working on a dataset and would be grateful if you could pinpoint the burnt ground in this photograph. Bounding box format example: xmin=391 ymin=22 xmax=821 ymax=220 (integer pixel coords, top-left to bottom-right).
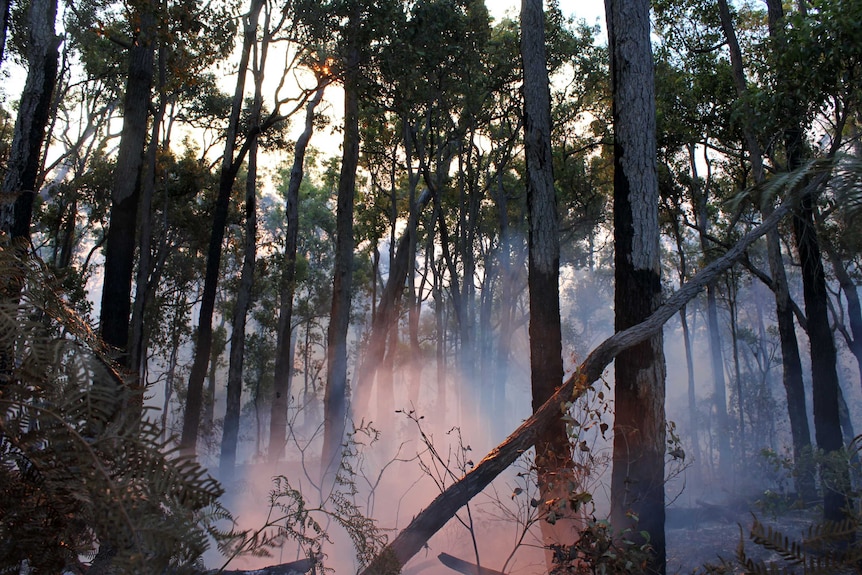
xmin=665 ymin=502 xmax=851 ymax=574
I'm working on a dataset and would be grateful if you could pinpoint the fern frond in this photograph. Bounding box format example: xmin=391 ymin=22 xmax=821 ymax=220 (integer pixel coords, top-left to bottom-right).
xmin=0 ymin=247 xmax=225 ymax=573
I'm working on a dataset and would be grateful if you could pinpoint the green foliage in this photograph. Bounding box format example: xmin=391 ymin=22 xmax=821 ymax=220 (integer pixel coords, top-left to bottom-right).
xmin=548 ymin=518 xmax=654 ymax=575
xmin=0 ymin=247 xmax=228 ymax=573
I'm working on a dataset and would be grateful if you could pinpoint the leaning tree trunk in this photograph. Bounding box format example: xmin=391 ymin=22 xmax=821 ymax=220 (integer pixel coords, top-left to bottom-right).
xmin=0 ymin=0 xmax=59 ymax=243
xmin=267 ymin=83 xmax=326 ymax=464
xmin=99 ymin=2 xmax=156 ymax=359
xmin=320 ymin=5 xmax=361 ymax=490
xmin=360 ymin=198 xmax=794 ymax=575
xmin=520 ymin=0 xmax=572 ymax=565
xmin=180 ymin=0 xmax=263 ymax=455
xmin=606 ymin=0 xmax=667 ymax=573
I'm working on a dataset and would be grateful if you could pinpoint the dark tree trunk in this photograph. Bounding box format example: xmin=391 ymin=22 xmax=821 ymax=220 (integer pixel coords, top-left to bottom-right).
xmin=606 ymin=0 xmax=667 ymax=572
xmin=180 ymin=0 xmax=263 ymax=455
xmin=321 ymin=7 xmax=361 ymax=487
xmin=0 ymin=0 xmax=11 ymax=68
xmin=129 ymin=46 xmax=167 ymax=376
xmin=792 ymin=182 xmax=851 ymax=522
xmin=823 ymin=235 xmax=862 ymax=389
xmin=266 ymin=84 xmax=325 ymax=465
xmin=99 ymin=3 xmax=156 ymax=357
xmin=220 ymin=131 xmax=259 ymax=482
xmin=719 ymin=0 xmax=814 ymax=499
xmin=0 ymin=0 xmax=59 ymax=242
xmin=520 ymin=0 xmax=571 ymax=561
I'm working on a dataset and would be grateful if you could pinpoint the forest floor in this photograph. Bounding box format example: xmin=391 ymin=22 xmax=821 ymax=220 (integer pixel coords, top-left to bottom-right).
xmin=666 ymin=501 xmax=838 ymax=574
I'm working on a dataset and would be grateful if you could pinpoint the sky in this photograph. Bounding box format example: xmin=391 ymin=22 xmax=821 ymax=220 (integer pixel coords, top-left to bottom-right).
xmin=485 ymin=0 xmax=606 ymax=34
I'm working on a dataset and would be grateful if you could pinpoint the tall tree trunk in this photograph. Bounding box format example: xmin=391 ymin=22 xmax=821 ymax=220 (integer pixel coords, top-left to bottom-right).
xmin=520 ymin=0 xmax=571 ymax=564
xmin=180 ymin=0 xmax=263 ymax=455
xmin=606 ymin=0 xmax=667 ymax=572
xmin=320 ymin=6 xmax=361 ymax=488
xmin=723 ymin=0 xmax=815 ymax=500
xmin=351 ymin=185 xmax=433 ymax=419
xmin=667 ymin=197 xmax=702 ymax=477
xmin=99 ymin=2 xmax=156 ymax=358
xmin=0 ymin=0 xmax=11 ymax=69
xmin=267 ymin=84 xmax=325 ymax=464
xmin=792 ymin=179 xmax=851 ymax=522
xmin=220 ymin=125 xmax=260 ymax=482
xmin=129 ymin=46 xmax=167 ymax=376
xmin=0 ymin=0 xmax=59 ymax=242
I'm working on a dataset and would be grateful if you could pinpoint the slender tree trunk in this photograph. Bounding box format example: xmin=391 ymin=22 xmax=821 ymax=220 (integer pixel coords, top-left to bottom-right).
xmin=351 ymin=188 xmax=433 ymax=417
xmin=100 ymin=2 xmax=156 ymax=358
xmin=726 ymin=273 xmax=745 ymax=453
xmin=492 ymin=168 xmax=514 ymax=440
xmin=724 ymin=0 xmax=815 ymax=499
xmin=0 ymin=0 xmax=11 ymax=69
xmin=823 ymin=235 xmax=862 ymax=388
xmin=0 ymin=0 xmax=59 ymax=242
xmin=792 ymin=181 xmax=851 ymax=522
xmin=321 ymin=7 xmax=361 ymax=488
xmin=267 ymin=84 xmax=326 ymax=464
xmin=521 ymin=0 xmax=572 ymax=563
xmin=180 ymin=0 xmax=264 ymax=455
xmin=680 ymin=307 xmax=702 ymax=477
xmin=606 ymin=0 xmax=666 ymax=572
xmin=220 ymin=128 xmax=260 ymax=482
xmin=129 ymin=46 xmax=167 ymax=376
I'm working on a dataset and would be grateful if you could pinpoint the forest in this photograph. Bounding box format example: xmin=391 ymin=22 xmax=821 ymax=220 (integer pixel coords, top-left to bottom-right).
xmin=1 ymin=0 xmax=861 ymax=572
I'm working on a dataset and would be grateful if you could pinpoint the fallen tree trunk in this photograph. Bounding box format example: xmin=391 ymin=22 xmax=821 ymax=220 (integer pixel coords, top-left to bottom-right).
xmin=359 ymin=198 xmax=794 ymax=575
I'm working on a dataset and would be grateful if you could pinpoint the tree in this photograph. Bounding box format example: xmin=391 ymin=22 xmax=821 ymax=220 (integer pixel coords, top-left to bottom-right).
xmin=98 ymin=0 xmax=157 ymax=359
xmin=265 ymin=77 xmax=326 ymax=466
xmin=520 ymin=0 xmax=571 ymax=564
xmin=0 ymin=0 xmax=60 ymax=243
xmin=180 ymin=0 xmax=263 ymax=454
xmin=716 ymin=0 xmax=814 ymax=498
xmin=605 ymin=0 xmax=667 ymax=573
xmin=320 ymin=0 xmax=361 ymax=488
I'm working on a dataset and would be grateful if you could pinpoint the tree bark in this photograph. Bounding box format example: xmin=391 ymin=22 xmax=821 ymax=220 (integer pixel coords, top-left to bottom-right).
xmin=0 ymin=0 xmax=59 ymax=242
xmin=360 ymin=197 xmax=795 ymax=575
xmin=266 ymin=83 xmax=326 ymax=465
xmin=321 ymin=5 xmax=362 ymax=488
xmin=129 ymin=46 xmax=167 ymax=377
xmin=719 ymin=0 xmax=814 ymax=500
xmin=99 ymin=1 xmax=156 ymax=357
xmin=521 ymin=0 xmax=572 ymax=563
xmin=606 ymin=0 xmax=666 ymax=572
xmin=180 ymin=0 xmax=264 ymax=455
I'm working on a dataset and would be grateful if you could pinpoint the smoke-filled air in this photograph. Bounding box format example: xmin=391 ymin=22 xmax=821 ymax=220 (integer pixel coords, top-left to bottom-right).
xmin=1 ymin=0 xmax=861 ymax=574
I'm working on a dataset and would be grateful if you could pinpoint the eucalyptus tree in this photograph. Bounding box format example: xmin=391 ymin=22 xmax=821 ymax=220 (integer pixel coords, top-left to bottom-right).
xmin=264 ymin=71 xmax=327 ymax=467
xmin=98 ymin=0 xmax=157 ymax=359
xmin=0 ymin=0 xmax=60 ymax=244
xmin=180 ymin=0 xmax=324 ymax=455
xmin=764 ymin=0 xmax=860 ymax=522
xmin=605 ymin=0 xmax=667 ymax=572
